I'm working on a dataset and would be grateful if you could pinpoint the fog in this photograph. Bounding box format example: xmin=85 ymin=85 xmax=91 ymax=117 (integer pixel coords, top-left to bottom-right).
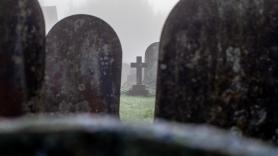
xmin=38 ymin=0 xmax=178 ymax=63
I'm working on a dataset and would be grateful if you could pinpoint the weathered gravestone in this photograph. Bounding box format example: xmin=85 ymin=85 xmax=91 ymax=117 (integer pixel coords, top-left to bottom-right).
xmin=144 ymin=42 xmax=159 ymax=94
xmin=121 ymin=63 xmax=133 ymax=92
xmin=156 ymin=0 xmax=278 ymax=143
xmin=43 ymin=15 xmax=122 ymax=116
xmin=0 ymin=115 xmax=277 ymax=156
xmin=121 ymin=67 xmax=137 ymax=95
xmin=127 ymin=57 xmax=149 ymax=96
xmin=0 ymin=0 xmax=45 ymax=117
xmin=121 ymin=63 xmax=131 ymax=88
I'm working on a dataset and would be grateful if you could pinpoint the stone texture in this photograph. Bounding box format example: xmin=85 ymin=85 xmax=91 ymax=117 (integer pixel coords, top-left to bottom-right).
xmin=0 ymin=115 xmax=277 ymax=156
xmin=156 ymin=0 xmax=278 ymax=143
xmin=43 ymin=15 xmax=122 ymax=116
xmin=0 ymin=0 xmax=45 ymax=117
xmin=144 ymin=42 xmax=159 ymax=94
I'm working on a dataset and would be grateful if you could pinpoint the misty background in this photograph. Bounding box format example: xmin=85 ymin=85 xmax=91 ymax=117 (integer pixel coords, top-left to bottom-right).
xmin=38 ymin=0 xmax=178 ymax=63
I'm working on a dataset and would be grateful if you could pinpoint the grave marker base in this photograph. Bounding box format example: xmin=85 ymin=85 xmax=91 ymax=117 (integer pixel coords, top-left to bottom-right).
xmin=127 ymin=84 xmax=149 ymax=96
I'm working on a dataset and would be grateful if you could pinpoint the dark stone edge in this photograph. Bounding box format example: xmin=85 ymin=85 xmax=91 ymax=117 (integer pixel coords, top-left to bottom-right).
xmin=0 ymin=115 xmax=276 ymax=156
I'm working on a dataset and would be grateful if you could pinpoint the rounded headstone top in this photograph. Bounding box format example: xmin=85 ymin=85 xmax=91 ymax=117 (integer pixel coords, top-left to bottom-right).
xmin=47 ymin=14 xmax=120 ymax=40
xmin=156 ymin=0 xmax=278 ymax=143
xmin=147 ymin=42 xmax=159 ymax=48
xmin=145 ymin=42 xmax=159 ymax=61
xmin=144 ymin=42 xmax=159 ymax=92
xmin=0 ymin=0 xmax=45 ymax=116
xmin=44 ymin=14 xmax=122 ymax=115
xmin=146 ymin=42 xmax=159 ymax=53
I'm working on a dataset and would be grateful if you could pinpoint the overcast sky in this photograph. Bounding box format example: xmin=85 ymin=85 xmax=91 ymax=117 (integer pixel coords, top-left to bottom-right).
xmin=39 ymin=0 xmax=178 ymax=63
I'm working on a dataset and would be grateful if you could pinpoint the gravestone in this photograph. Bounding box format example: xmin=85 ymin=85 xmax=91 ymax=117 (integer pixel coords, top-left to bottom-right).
xmin=121 ymin=63 xmax=131 ymax=92
xmin=144 ymin=42 xmax=159 ymax=94
xmin=121 ymin=63 xmax=130 ymax=87
xmin=43 ymin=15 xmax=122 ymax=116
xmin=0 ymin=115 xmax=277 ymax=156
xmin=121 ymin=67 xmax=137 ymax=94
xmin=127 ymin=57 xmax=149 ymax=96
xmin=156 ymin=0 xmax=278 ymax=143
xmin=0 ymin=0 xmax=45 ymax=117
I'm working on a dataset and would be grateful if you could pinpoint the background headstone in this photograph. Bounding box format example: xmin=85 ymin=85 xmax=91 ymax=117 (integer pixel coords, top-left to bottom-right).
xmin=144 ymin=42 xmax=159 ymax=95
xmin=121 ymin=66 xmax=136 ymax=94
xmin=121 ymin=63 xmax=131 ymax=92
xmin=0 ymin=0 xmax=45 ymax=117
xmin=156 ymin=0 xmax=278 ymax=143
xmin=43 ymin=14 xmax=122 ymax=116
xmin=121 ymin=63 xmax=130 ymax=87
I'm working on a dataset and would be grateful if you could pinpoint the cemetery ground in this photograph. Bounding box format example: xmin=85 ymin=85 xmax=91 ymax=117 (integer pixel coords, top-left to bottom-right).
xmin=120 ymin=95 xmax=155 ymax=123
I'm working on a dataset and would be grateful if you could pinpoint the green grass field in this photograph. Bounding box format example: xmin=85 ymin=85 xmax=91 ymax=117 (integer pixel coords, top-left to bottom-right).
xmin=120 ymin=95 xmax=155 ymax=123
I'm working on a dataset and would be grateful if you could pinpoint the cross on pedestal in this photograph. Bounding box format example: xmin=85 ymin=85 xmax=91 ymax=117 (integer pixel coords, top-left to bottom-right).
xmin=128 ymin=56 xmax=149 ymax=96
xmin=131 ymin=56 xmax=147 ymax=85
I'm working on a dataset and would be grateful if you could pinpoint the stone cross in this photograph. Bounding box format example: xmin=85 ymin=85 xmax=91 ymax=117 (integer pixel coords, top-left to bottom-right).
xmin=131 ymin=56 xmax=147 ymax=85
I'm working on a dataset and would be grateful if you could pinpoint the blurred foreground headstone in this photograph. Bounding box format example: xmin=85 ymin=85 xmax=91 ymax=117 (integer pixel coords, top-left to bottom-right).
xmin=0 ymin=0 xmax=45 ymax=117
xmin=156 ymin=0 xmax=278 ymax=143
xmin=0 ymin=115 xmax=277 ymax=156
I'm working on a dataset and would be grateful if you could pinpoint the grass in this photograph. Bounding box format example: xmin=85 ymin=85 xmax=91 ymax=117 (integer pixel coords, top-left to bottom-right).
xmin=120 ymin=95 xmax=155 ymax=123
